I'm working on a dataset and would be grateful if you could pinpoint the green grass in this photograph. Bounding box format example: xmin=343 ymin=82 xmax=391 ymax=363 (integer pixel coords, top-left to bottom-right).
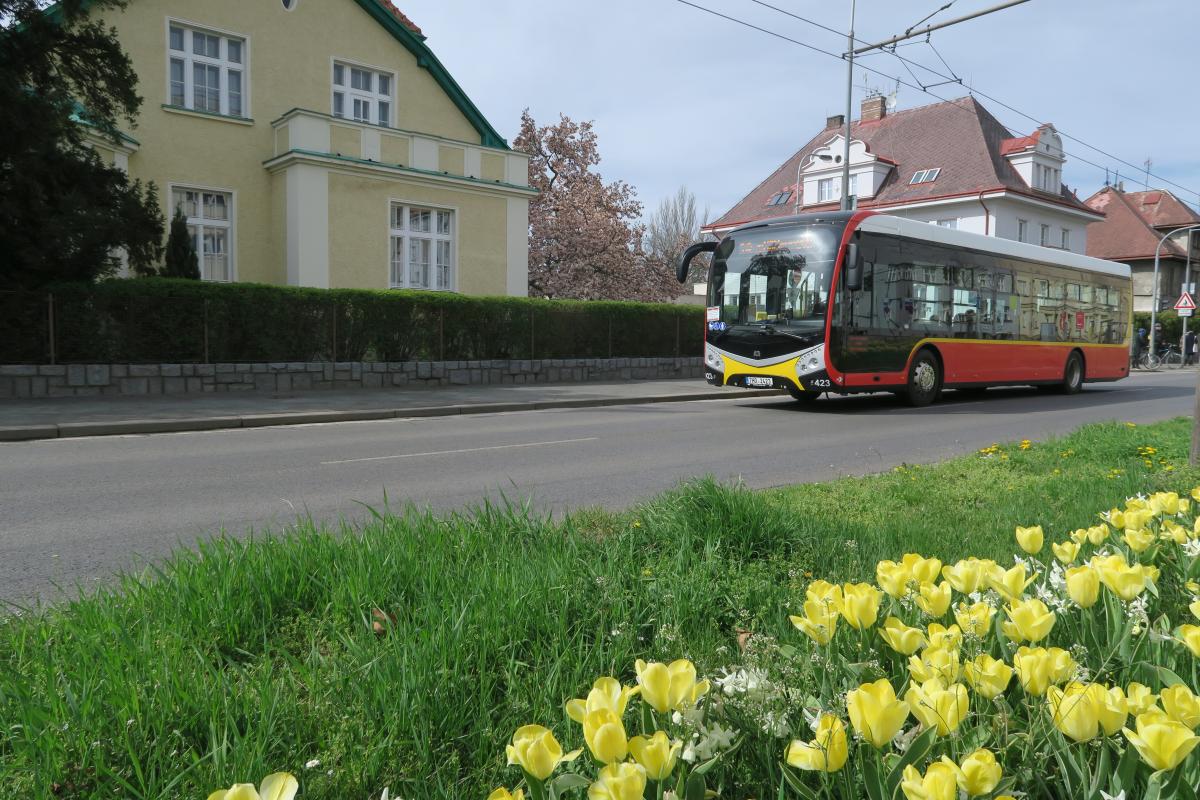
xmin=1 ymin=418 xmax=1198 ymax=799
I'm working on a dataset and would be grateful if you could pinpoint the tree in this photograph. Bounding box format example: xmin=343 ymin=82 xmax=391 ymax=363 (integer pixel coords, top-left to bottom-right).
xmin=644 ymin=186 xmax=710 ymax=288
xmin=514 ymin=110 xmax=678 ymax=302
xmin=0 ymin=0 xmax=163 ymax=288
xmin=162 ymin=207 xmax=200 ymax=279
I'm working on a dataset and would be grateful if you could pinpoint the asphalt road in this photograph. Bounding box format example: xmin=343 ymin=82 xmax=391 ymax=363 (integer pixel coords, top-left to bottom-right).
xmin=2 ymin=371 xmax=1196 ymax=602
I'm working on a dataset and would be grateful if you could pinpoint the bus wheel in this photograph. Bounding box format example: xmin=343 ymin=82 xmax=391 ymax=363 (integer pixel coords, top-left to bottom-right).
xmin=787 ymin=385 xmax=822 ymax=405
xmin=1061 ymin=352 xmax=1085 ymax=395
xmin=905 ymin=350 xmax=942 ymax=407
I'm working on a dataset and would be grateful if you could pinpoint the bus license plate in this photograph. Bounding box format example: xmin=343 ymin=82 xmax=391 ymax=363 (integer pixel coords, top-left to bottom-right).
xmin=745 ymin=376 xmax=774 ymax=387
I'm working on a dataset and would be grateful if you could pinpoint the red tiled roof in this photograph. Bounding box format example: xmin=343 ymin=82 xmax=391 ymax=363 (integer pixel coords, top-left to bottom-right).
xmin=1084 ymin=186 xmax=1199 ymax=261
xmin=377 ymin=1 xmax=423 ymax=37
xmin=999 ymin=129 xmax=1042 ymax=156
xmin=706 ymin=97 xmax=1094 ymax=232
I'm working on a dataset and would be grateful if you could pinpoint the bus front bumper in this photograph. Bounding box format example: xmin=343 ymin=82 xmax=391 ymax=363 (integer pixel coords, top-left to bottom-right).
xmin=706 ymin=367 xmax=833 ymax=394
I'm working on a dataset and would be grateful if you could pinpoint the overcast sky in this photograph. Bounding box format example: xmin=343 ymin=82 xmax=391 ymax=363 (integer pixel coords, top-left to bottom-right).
xmin=403 ymin=0 xmax=1200 ymax=224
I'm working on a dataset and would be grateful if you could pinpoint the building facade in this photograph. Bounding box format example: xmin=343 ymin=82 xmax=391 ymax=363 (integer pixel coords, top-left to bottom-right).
xmin=704 ymin=96 xmax=1101 ymax=254
xmin=84 ymin=0 xmax=532 ymax=295
xmin=1084 ymin=186 xmax=1200 ymax=313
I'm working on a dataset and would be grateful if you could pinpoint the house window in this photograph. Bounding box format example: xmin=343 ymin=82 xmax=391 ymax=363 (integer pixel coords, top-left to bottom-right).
xmin=171 ymin=187 xmax=233 ymax=282
xmin=167 ymin=24 xmax=246 ymax=117
xmin=817 ymin=178 xmax=835 ymax=203
xmin=766 ymin=191 xmax=792 ymax=206
xmin=1017 ymin=219 xmax=1028 ymax=242
xmin=935 ymin=218 xmax=958 ymax=229
xmin=1040 ymin=224 xmax=1050 ymax=246
xmin=1061 ymin=228 xmax=1070 ymax=250
xmin=909 ymin=168 xmax=941 ymax=185
xmin=333 ymin=61 xmax=393 ymax=126
xmin=390 ymin=204 xmax=453 ymax=290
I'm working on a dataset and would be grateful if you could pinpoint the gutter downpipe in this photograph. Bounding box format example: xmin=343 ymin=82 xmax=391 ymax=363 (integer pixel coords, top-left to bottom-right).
xmin=977 ymin=189 xmax=991 ymax=236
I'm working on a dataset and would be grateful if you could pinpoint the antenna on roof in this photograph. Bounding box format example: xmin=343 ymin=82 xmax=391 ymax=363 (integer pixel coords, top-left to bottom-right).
xmin=1143 ymin=157 xmax=1152 ymax=190
xmin=886 ymin=78 xmax=900 ymax=111
xmin=1104 ymin=168 xmax=1109 ymax=187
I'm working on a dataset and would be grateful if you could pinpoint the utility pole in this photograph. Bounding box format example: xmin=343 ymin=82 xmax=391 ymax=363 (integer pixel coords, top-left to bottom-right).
xmin=840 ymin=0 xmax=1031 ymax=205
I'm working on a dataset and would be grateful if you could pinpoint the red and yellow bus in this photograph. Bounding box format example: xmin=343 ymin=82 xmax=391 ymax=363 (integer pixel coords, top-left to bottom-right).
xmin=677 ymin=211 xmax=1132 ymax=406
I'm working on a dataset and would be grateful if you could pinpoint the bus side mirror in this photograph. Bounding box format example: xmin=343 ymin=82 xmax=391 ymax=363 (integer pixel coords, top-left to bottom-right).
xmin=844 ymin=242 xmax=862 ymax=292
xmin=676 ymin=241 xmax=718 ymax=283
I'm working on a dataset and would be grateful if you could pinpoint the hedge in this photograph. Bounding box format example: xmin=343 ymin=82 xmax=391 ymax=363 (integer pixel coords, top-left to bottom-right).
xmin=0 ymin=279 xmax=705 ymax=364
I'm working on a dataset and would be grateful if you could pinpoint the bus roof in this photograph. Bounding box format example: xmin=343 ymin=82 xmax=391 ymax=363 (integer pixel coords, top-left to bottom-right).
xmin=727 ymin=211 xmax=1131 ymax=280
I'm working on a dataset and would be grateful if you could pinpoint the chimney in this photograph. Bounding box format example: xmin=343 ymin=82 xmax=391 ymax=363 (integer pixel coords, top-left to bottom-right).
xmin=826 ymin=114 xmax=845 ymax=129
xmin=861 ymin=96 xmax=887 ymax=122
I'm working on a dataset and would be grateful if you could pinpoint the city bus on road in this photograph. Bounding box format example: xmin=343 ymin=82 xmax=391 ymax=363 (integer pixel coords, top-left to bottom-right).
xmin=676 ymin=211 xmax=1132 ymax=407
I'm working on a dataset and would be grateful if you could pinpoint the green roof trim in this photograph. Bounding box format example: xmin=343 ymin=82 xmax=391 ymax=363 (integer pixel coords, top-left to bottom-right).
xmin=267 ymin=148 xmax=536 ymax=195
xmin=353 ymin=0 xmax=509 ymax=151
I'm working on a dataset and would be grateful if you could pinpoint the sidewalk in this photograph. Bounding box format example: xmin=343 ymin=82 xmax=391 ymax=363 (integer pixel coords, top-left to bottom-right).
xmin=0 ymin=380 xmax=778 ymax=441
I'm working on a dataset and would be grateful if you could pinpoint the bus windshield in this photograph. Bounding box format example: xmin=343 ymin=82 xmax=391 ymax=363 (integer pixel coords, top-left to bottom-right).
xmin=707 ymin=224 xmax=840 ymax=331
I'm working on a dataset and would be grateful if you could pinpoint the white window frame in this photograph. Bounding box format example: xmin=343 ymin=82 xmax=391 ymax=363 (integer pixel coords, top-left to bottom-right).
xmin=1040 ymin=224 xmax=1051 ymax=247
xmin=817 ymin=178 xmax=835 ymax=203
xmin=1017 ymin=219 xmax=1028 ymax=242
xmin=165 ymin=19 xmax=249 ymax=118
xmin=1061 ymin=228 xmax=1070 ymax=250
xmin=332 ymin=58 xmax=394 ymax=127
xmin=909 ymin=168 xmax=941 ymax=185
xmin=388 ymin=201 xmax=456 ymax=291
xmin=935 ymin=218 xmax=958 ymax=229
xmin=168 ymin=183 xmax=236 ymax=282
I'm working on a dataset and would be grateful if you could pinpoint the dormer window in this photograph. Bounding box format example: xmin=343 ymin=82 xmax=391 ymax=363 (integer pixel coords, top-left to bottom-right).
xmin=766 ymin=191 xmax=792 ymax=206
xmin=909 ymin=168 xmax=940 ymax=185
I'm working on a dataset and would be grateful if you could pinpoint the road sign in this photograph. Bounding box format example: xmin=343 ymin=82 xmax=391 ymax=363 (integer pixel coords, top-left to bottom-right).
xmin=1176 ymin=292 xmax=1197 ymax=311
xmin=1180 ymin=309 xmax=1194 ymax=317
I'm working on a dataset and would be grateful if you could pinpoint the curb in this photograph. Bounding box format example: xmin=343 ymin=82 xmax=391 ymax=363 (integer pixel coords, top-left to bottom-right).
xmin=0 ymin=388 xmax=782 ymax=442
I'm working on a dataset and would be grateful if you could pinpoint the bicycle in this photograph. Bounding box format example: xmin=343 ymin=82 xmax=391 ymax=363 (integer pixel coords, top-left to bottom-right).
xmin=1160 ymin=344 xmax=1185 ymax=368
xmin=1134 ymin=350 xmax=1161 ymax=371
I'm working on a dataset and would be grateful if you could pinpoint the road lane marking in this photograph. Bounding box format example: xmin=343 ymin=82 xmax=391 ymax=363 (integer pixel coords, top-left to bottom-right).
xmin=320 ymin=437 xmax=599 ymax=465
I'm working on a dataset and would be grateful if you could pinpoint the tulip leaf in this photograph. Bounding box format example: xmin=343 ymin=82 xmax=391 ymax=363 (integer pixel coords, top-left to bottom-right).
xmin=777 ymin=764 xmax=819 ymax=800
xmin=685 ymin=771 xmax=706 ymax=800
xmin=1111 ymin=744 xmax=1141 ymax=794
xmin=1143 ymin=770 xmax=1167 ymax=800
xmin=885 ymin=727 xmax=937 ymax=798
xmin=1152 ymin=664 xmax=1187 ymax=688
xmin=548 ymin=772 xmax=590 ymax=799
xmin=862 ymin=754 xmax=886 ymax=800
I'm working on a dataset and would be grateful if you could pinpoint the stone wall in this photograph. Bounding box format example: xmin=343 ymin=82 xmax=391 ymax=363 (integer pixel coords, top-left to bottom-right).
xmin=0 ymin=358 xmax=704 ymax=398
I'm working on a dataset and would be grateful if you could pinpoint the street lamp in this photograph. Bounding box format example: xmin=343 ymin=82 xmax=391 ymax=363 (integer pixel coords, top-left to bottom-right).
xmin=1150 ymin=223 xmax=1200 ymax=355
xmin=839 ymin=0 xmax=857 ymax=212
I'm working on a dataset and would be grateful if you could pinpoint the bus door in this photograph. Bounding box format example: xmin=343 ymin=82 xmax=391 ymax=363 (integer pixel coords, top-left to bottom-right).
xmin=832 ymin=233 xmax=923 ymax=374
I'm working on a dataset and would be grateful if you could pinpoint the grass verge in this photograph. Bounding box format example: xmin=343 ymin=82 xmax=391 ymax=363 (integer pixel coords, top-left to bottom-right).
xmin=1 ymin=418 xmax=1198 ymax=798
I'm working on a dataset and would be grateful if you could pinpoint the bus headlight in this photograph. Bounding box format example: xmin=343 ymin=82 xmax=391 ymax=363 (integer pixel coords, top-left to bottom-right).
xmin=796 ymin=344 xmax=825 ymax=376
xmin=705 ymin=344 xmax=723 ymax=370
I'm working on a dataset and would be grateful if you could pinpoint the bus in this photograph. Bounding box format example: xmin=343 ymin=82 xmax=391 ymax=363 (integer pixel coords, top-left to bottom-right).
xmin=676 ymin=211 xmax=1132 ymax=407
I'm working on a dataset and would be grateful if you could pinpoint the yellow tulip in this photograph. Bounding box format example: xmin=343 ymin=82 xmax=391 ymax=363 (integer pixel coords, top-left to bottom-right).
xmin=915 ymin=581 xmax=953 ymax=618
xmin=908 ymin=646 xmax=961 ymax=684
xmin=1123 ymin=527 xmax=1155 ymax=553
xmin=963 ymin=654 xmax=1013 ymax=700
xmin=988 ymin=563 xmax=1038 ymax=603
xmin=1160 ymin=520 xmax=1188 ymax=544
xmin=1150 ymin=491 xmax=1181 ymax=515
xmin=1193 ymin=486 xmax=1200 ymax=502
xmin=903 ymin=553 xmax=944 ymax=585
xmin=581 ymin=708 xmax=628 ymax=764
xmin=634 ymin=660 xmax=709 ymax=714
xmin=905 ymin=678 xmax=969 ymax=736
xmin=900 ymin=761 xmax=959 ymax=800
xmin=207 ymin=774 xmax=297 ymax=800
xmin=1181 ymin=625 xmax=1200 ymax=657
xmin=1181 ymin=498 xmax=1191 ymax=514
xmin=786 ymin=713 xmax=847 ymax=772
xmin=587 ymin=762 xmax=648 ymax=800
xmin=790 ymin=599 xmax=838 ymax=645
xmin=1002 ymin=597 xmax=1056 ymax=643
xmin=1046 ymin=682 xmax=1101 ymax=742
xmin=1124 ymin=508 xmax=1154 ymax=531
xmin=876 ymin=559 xmax=913 ymax=598
xmin=1123 ymin=711 xmax=1200 ymax=771
xmin=942 ymin=558 xmax=990 ymax=595
xmin=507 ymin=725 xmax=581 ymax=782
xmin=879 ymin=617 xmax=927 ymax=655
xmin=1069 ymin=528 xmax=1089 ymax=545
xmin=806 ymin=579 xmax=843 ymax=607
xmin=1106 ymin=508 xmax=1126 ymax=528
xmin=1190 ymin=600 xmax=1200 ymax=621
xmin=1064 ymin=565 xmax=1100 ymax=608
xmin=566 ymin=677 xmax=639 ymax=724
xmin=926 ymin=623 xmax=962 ymax=652
xmin=1086 ymin=524 xmax=1110 ymax=545
xmin=1162 ymin=685 xmax=1200 ymax=729
xmin=1093 ymin=684 xmax=1129 ymax=736
xmin=1052 ymin=540 xmax=1081 ymax=564
xmin=846 ymin=678 xmax=910 ymax=748
xmin=1013 ymin=647 xmax=1076 ymax=696
xmin=1092 ymin=554 xmax=1151 ymax=602
xmin=488 ymin=789 xmax=525 ymax=800
xmin=954 ymin=602 xmax=994 ymax=638
xmin=838 ymin=583 xmax=883 ymax=629
xmin=628 ymin=731 xmax=681 ymax=782
xmin=1016 ymin=525 xmax=1044 ymax=554
xmin=1125 ymin=683 xmax=1160 ymax=715
xmin=947 ymin=748 xmax=1003 ymax=797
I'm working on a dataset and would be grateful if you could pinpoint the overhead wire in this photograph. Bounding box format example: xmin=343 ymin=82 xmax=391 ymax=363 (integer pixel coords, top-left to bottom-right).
xmin=732 ymin=0 xmax=1198 ymax=200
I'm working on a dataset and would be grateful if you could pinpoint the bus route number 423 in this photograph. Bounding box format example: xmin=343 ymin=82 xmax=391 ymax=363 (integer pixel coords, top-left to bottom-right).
xmin=809 ymin=378 xmax=832 ymax=388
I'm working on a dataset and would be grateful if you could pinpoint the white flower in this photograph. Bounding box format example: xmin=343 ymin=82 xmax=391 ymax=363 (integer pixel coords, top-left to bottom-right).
xmin=1184 ymin=538 xmax=1200 ymax=558
xmin=1101 ymin=791 xmax=1126 ymax=800
xmin=304 ymin=759 xmax=321 ymax=769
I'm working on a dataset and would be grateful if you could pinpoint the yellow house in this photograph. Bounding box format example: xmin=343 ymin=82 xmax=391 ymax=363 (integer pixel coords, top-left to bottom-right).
xmin=83 ymin=0 xmax=533 ymax=296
